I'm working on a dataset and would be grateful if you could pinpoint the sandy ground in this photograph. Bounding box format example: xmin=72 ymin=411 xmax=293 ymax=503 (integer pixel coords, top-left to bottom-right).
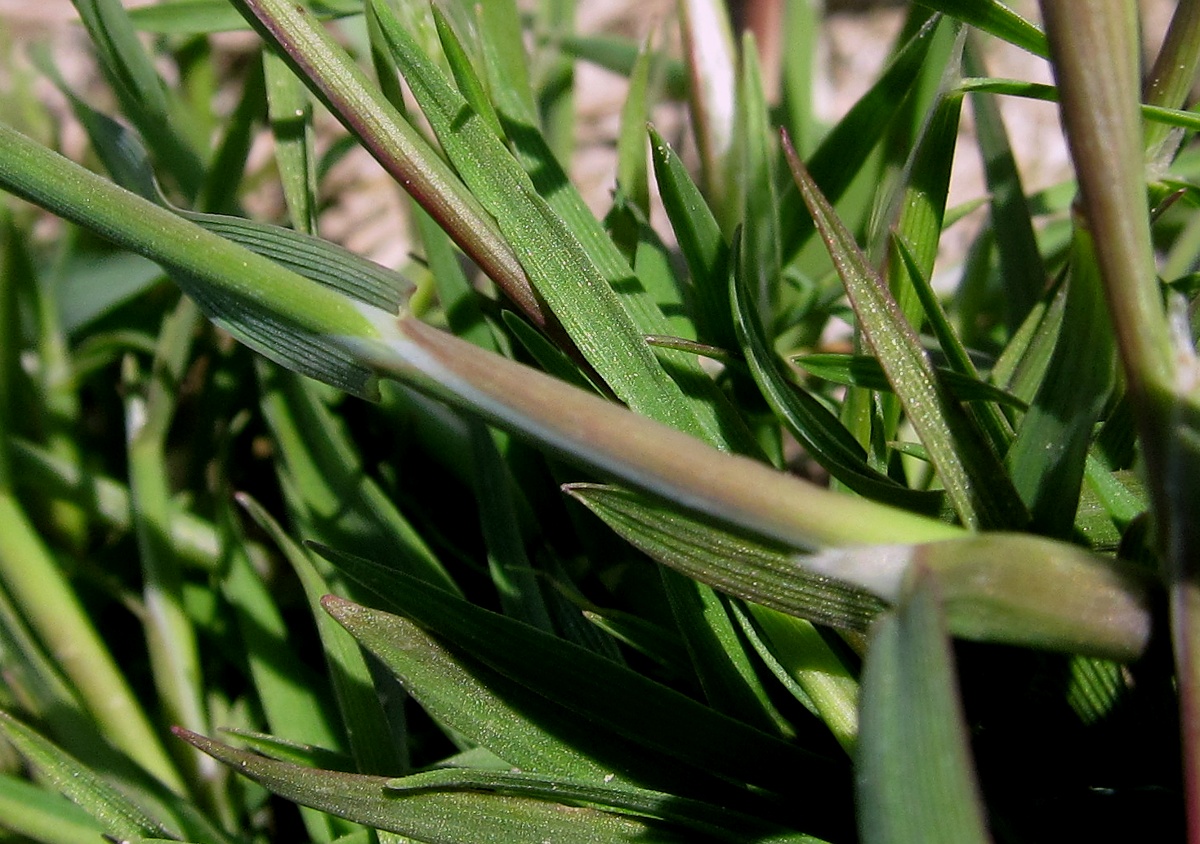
xmin=0 ymin=1 xmax=1178 ymax=276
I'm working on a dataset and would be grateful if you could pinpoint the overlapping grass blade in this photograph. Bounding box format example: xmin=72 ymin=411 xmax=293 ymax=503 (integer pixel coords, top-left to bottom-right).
xmin=731 ymin=236 xmax=944 ymax=512
xmin=256 ymin=364 xmax=455 ymax=592
xmin=856 ymin=570 xmax=991 ymax=844
xmin=383 ymin=769 xmax=820 ymax=844
xmin=238 ymin=493 xmax=406 ymax=778
xmin=917 ymin=0 xmax=1047 ymax=57
xmin=779 ymin=17 xmax=941 ymax=264
xmin=368 ymin=0 xmax=710 ymax=439
xmin=179 ymin=729 xmax=719 ymax=844
xmin=0 ymin=711 xmax=175 ymax=842
xmin=679 ymin=0 xmax=738 ymax=224
xmin=1005 ymin=230 xmax=1117 ymax=536
xmin=312 ymin=557 xmax=850 ymax=802
xmin=793 ymin=353 xmax=1025 ymax=409
xmin=785 ymin=135 xmax=1027 ymax=531
xmin=229 ymin=0 xmax=552 ymax=334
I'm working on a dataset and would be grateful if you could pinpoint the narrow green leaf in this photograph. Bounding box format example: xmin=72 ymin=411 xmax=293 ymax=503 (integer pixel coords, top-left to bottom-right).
xmin=264 ymin=47 xmax=319 ymax=233
xmin=0 ymin=711 xmax=174 ymax=842
xmin=369 ymin=0 xmax=711 ymax=439
xmin=917 ymin=0 xmax=1047 ymax=57
xmin=1006 ymin=229 xmax=1116 ymax=536
xmin=650 ymin=126 xmax=733 ymax=350
xmin=963 ymin=43 xmax=1048 ymax=331
xmin=731 ymin=237 xmax=944 ymax=513
xmin=615 ymin=38 xmax=655 ymax=216
xmin=70 ymin=0 xmax=206 ymax=197
xmin=313 ymin=568 xmax=851 ymax=804
xmin=256 ymin=364 xmax=455 ymax=593
xmin=432 ymin=8 xmax=505 ymax=142
xmin=959 ymin=76 xmax=1200 ymax=134
xmin=679 ymin=0 xmax=738 ymax=223
xmin=469 ymin=420 xmax=555 ymax=631
xmin=737 ymin=33 xmax=782 ymax=322
xmin=565 ymin=483 xmax=886 ymax=632
xmin=556 ymin=34 xmax=688 ymax=100
xmin=231 ymin=0 xmax=554 ymax=335
xmin=0 ymin=773 xmax=105 ymax=843
xmin=856 ymin=569 xmax=991 ymax=844
xmin=793 ymin=353 xmax=1026 ymax=409
xmin=383 ymin=769 xmax=820 ymax=844
xmin=128 ymin=0 xmax=363 ymax=34
xmin=779 ymin=17 xmax=941 ymax=264
xmin=320 ymin=593 xmax=633 ymax=784
xmin=784 ymin=135 xmax=1028 ymax=531
xmin=238 ymin=492 xmax=406 ymax=777
xmin=179 ymin=730 xmax=706 ymax=844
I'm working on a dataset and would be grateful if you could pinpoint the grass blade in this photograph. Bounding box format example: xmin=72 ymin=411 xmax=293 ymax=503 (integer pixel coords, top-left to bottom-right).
xmin=784 ymin=134 xmax=1027 ymax=531
xmin=856 ymin=569 xmax=991 ymax=844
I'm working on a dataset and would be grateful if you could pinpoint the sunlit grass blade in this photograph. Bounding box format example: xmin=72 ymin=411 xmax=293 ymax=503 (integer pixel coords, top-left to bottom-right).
xmin=958 ymin=76 xmax=1200 ymax=133
xmin=917 ymin=0 xmax=1047 ymax=57
xmin=856 ymin=570 xmax=991 ymax=844
xmin=229 ymin=0 xmax=552 ymax=334
xmin=779 ymin=16 xmax=940 ymax=265
xmin=238 ymin=493 xmax=406 ymax=778
xmin=0 ymin=710 xmax=175 ymax=842
xmin=744 ymin=606 xmax=859 ymax=754
xmin=314 ymin=574 xmax=851 ymax=803
xmin=264 ymin=47 xmax=319 ymax=232
xmin=1005 ymin=229 xmax=1117 ymax=537
xmin=784 ymin=134 xmax=1028 ymax=531
xmin=650 ymin=126 xmax=734 ymax=350
xmin=679 ymin=0 xmax=738 ymax=224
xmin=179 ymin=729 xmax=718 ymax=844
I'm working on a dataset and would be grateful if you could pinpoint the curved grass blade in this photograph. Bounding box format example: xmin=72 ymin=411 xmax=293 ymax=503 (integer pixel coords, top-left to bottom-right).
xmin=784 ymin=133 xmax=1028 ymax=531
xmin=917 ymin=0 xmax=1046 ymax=57
xmin=0 ymin=773 xmax=106 ymax=843
xmin=565 ymin=483 xmax=886 ymax=632
xmin=731 ymin=236 xmax=944 ymax=513
xmin=793 ymin=353 xmax=1026 ymax=410
xmin=959 ymin=77 xmax=1200 ymax=134
xmin=313 ymin=570 xmax=850 ymax=801
xmin=384 ymin=769 xmax=822 ymax=844
xmin=0 ymin=710 xmax=175 ymax=842
xmin=856 ymin=569 xmax=991 ymax=844
xmin=179 ymin=729 xmax=696 ymax=844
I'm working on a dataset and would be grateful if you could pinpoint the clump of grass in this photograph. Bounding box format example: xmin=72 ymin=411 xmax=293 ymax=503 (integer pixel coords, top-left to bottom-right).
xmin=0 ymin=0 xmax=1197 ymax=841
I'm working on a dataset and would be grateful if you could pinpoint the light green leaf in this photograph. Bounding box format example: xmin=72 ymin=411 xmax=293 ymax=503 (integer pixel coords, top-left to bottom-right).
xmin=856 ymin=569 xmax=991 ymax=844
xmin=0 ymin=711 xmax=174 ymax=842
xmin=917 ymin=0 xmax=1046 ymax=57
xmin=180 ymin=730 xmax=695 ymax=844
xmin=784 ymin=135 xmax=1027 ymax=531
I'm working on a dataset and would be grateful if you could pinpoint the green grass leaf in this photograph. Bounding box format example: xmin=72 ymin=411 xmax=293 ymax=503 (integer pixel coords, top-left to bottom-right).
xmin=0 ymin=711 xmax=174 ymax=842
xmin=784 ymin=135 xmax=1028 ymax=531
xmin=179 ymin=729 xmax=719 ymax=844
xmin=917 ymin=0 xmax=1047 ymax=57
xmin=314 ymin=565 xmax=851 ymax=806
xmin=564 ymin=484 xmax=885 ymax=632
xmin=856 ymin=569 xmax=990 ymax=844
